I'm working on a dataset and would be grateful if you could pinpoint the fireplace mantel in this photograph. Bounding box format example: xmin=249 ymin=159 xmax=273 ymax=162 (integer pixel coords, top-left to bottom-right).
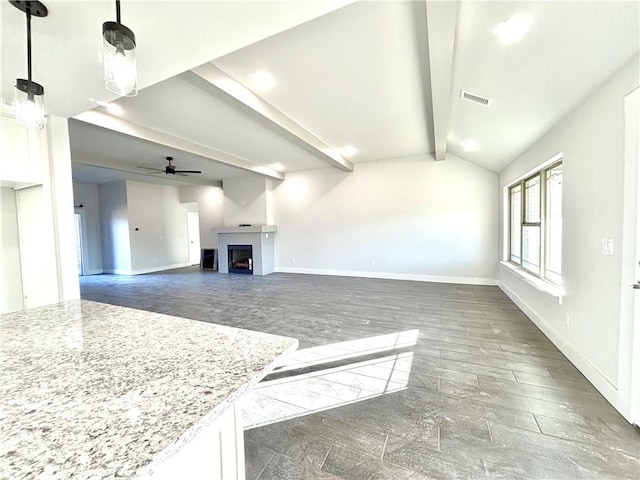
xmin=212 ymin=225 xmax=277 ymax=235
xmin=213 ymin=226 xmax=277 ymax=276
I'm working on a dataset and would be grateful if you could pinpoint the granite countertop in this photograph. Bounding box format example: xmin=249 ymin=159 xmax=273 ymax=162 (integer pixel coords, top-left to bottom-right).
xmin=0 ymin=300 xmax=298 ymax=480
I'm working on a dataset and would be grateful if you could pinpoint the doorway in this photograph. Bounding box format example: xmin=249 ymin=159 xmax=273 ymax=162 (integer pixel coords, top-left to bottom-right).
xmin=187 ymin=211 xmax=201 ymax=266
xmin=73 ymin=213 xmax=84 ymax=276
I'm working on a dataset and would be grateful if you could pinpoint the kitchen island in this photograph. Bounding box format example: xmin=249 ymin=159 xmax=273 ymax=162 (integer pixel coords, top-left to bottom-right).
xmin=0 ymin=300 xmax=298 ymax=479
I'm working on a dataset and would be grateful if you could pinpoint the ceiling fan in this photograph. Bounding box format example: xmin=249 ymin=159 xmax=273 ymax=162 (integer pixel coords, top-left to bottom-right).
xmin=137 ymin=157 xmax=202 ymax=176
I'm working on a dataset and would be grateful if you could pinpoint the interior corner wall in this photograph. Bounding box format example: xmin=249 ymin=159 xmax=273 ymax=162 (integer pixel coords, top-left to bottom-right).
xmin=223 ymin=175 xmax=270 ymax=227
xmin=178 ymin=185 xmax=224 ymax=247
xmin=73 ymin=182 xmax=103 ymax=274
xmin=98 ymin=181 xmax=132 ymax=274
xmin=0 ymin=188 xmax=24 ymax=313
xmin=273 ymin=154 xmax=499 ymax=284
xmin=498 ymin=56 xmax=640 ymax=419
xmin=126 ymin=181 xmax=189 ymax=273
xmin=46 ymin=116 xmax=80 ymax=303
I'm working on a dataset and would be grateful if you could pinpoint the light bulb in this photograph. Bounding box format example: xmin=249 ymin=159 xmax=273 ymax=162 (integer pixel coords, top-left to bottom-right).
xmin=19 ymin=100 xmax=39 ymax=122
xmin=104 ymin=39 xmax=137 ymax=96
xmin=112 ymin=49 xmax=129 ymax=89
xmin=14 ymin=93 xmax=45 ymax=129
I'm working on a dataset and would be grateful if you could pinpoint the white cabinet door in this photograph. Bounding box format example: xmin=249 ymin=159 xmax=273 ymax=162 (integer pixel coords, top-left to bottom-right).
xmin=15 ymin=185 xmax=59 ymax=309
xmin=0 ymin=110 xmax=42 ymax=184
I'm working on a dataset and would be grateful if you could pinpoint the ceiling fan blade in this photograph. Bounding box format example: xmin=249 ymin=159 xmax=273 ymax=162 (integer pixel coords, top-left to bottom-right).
xmin=137 ymin=166 xmax=164 ymax=172
xmin=174 ymin=170 xmax=202 ymax=174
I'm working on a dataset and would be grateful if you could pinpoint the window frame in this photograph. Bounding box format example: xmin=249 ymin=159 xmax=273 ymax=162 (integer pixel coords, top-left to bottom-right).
xmin=508 ymin=160 xmax=562 ymax=285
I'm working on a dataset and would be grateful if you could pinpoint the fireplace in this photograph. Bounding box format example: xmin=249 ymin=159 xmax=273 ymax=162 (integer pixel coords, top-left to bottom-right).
xmin=228 ymin=245 xmax=253 ymax=274
xmin=213 ymin=226 xmax=276 ymax=276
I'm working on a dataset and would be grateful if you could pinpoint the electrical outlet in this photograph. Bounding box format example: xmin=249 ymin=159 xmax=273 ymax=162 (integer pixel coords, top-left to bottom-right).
xmin=602 ymin=238 xmax=613 ymax=255
xmin=291 ymin=257 xmax=295 ymax=264
xmin=370 ymin=260 xmax=375 ymax=267
xmin=564 ymin=313 xmax=570 ymax=327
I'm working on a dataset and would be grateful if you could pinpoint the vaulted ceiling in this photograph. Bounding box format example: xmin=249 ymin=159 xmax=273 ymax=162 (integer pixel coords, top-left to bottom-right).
xmin=1 ymin=1 xmax=638 ymax=187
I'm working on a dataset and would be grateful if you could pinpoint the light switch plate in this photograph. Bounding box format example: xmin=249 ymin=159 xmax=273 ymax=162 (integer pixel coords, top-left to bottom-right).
xmin=602 ymin=238 xmax=613 ymax=255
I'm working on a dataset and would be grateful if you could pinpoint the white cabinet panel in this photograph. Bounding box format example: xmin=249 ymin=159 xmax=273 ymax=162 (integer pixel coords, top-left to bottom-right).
xmin=0 ymin=111 xmax=42 ymax=184
xmin=141 ymin=403 xmax=246 ymax=480
xmin=15 ymin=185 xmax=59 ymax=309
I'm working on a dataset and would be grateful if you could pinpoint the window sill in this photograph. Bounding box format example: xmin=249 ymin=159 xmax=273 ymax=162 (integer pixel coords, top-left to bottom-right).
xmin=499 ymin=261 xmax=563 ymax=304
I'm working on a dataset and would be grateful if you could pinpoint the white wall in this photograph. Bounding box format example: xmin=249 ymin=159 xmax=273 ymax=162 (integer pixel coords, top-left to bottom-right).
xmin=126 ymin=181 xmax=190 ymax=273
xmin=0 ymin=188 xmax=23 ymax=313
xmin=498 ymin=57 xmax=639 ymax=419
xmin=223 ymin=175 xmax=271 ymax=227
xmin=178 ymin=185 xmax=224 ymax=247
xmin=73 ymin=182 xmax=103 ymax=274
xmin=273 ymin=154 xmax=499 ymax=284
xmin=98 ymin=181 xmax=132 ymax=274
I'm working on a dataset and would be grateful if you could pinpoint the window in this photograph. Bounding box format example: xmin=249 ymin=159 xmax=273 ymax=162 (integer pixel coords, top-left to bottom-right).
xmin=509 ymin=161 xmax=562 ymax=284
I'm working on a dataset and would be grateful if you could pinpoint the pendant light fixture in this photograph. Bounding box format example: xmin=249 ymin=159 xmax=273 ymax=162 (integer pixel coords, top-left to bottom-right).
xmin=102 ymin=0 xmax=138 ymax=96
xmin=10 ymin=0 xmax=48 ymax=130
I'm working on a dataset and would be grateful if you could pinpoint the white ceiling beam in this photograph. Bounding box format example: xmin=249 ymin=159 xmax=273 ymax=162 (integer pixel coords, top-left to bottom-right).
xmin=72 ymin=110 xmax=284 ymax=181
xmin=184 ymin=64 xmax=354 ymax=172
xmin=72 ymin=153 xmax=223 ymax=188
xmin=425 ymin=1 xmax=460 ymax=161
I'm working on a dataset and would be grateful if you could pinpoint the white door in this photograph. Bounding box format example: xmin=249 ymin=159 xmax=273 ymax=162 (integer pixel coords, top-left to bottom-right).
xmin=631 ymin=88 xmax=640 ymax=427
xmin=187 ymin=212 xmax=201 ymax=266
xmin=622 ymin=87 xmax=640 ymax=426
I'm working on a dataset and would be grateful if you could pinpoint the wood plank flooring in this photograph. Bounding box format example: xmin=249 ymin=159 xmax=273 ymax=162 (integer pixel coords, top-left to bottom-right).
xmin=80 ymin=268 xmax=640 ymax=479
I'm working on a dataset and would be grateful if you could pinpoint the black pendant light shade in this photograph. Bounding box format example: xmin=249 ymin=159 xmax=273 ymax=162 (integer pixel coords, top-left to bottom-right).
xmin=102 ymin=0 xmax=138 ymax=96
xmin=10 ymin=0 xmax=48 ymax=130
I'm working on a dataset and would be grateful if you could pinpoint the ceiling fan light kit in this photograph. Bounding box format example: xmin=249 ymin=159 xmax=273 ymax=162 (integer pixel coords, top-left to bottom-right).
xmin=103 ymin=0 xmax=138 ymax=97
xmin=10 ymin=0 xmax=48 ymax=130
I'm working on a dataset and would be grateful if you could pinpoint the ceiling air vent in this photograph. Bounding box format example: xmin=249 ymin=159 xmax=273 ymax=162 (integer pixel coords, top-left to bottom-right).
xmin=460 ymin=90 xmax=492 ymax=107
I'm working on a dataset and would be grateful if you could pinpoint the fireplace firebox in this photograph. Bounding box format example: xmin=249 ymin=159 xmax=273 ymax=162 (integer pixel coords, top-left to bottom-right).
xmin=228 ymin=245 xmax=253 ymax=274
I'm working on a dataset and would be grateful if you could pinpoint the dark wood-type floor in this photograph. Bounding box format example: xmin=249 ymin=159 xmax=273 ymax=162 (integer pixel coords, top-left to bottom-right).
xmin=80 ymin=268 xmax=640 ymax=479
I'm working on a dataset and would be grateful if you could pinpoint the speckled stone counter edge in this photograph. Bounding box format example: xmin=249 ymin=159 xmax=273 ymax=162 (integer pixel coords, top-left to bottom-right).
xmin=132 ymin=340 xmax=298 ymax=478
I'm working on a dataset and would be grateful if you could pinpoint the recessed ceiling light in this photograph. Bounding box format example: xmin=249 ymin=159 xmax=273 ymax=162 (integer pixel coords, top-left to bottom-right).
xmin=267 ymin=162 xmax=285 ymax=172
xmin=91 ymin=98 xmax=123 ymax=115
xmin=104 ymin=103 xmax=123 ymax=115
xmin=494 ymin=16 xmax=531 ymax=45
xmin=339 ymin=145 xmax=357 ymax=157
xmin=460 ymin=140 xmax=478 ymax=152
xmin=249 ymin=71 xmax=275 ymax=92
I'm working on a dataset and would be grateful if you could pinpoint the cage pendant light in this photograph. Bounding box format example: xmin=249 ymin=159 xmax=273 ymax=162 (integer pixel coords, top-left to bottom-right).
xmin=103 ymin=0 xmax=138 ymax=96
xmin=10 ymin=0 xmax=48 ymax=130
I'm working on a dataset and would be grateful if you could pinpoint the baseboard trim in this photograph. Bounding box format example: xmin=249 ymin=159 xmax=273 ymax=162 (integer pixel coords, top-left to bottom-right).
xmin=83 ymin=269 xmax=103 ymax=276
xmin=103 ymin=263 xmax=192 ymax=276
xmin=274 ymin=267 xmax=498 ymax=286
xmin=498 ymin=281 xmax=629 ymax=420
